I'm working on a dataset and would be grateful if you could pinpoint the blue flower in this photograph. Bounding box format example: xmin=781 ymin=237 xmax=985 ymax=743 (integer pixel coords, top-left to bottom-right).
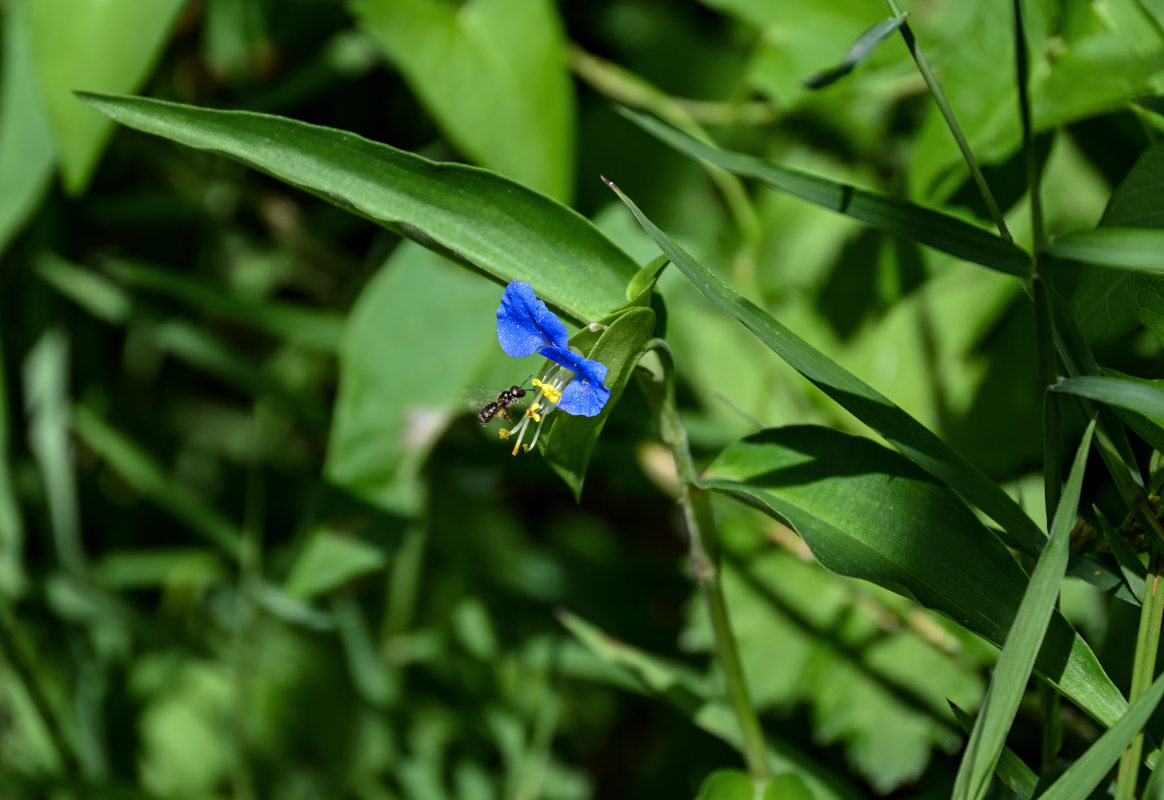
xmin=493 ymin=281 xmax=611 ymax=454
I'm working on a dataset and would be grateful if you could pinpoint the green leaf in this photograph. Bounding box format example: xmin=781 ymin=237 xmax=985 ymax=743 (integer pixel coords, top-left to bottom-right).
xmin=539 ymin=307 xmax=657 ymax=500
xmin=605 ymin=178 xmax=1047 ymax=557
xmin=78 ymin=92 xmax=637 ymax=323
xmin=1048 ymin=228 xmax=1164 ymax=273
xmin=283 ymin=529 xmax=390 ymax=600
xmin=694 ymin=769 xmax=813 ymax=800
xmin=26 ymin=0 xmax=187 ymax=193
xmin=698 ymin=424 xmax=1125 ymax=729
xmin=1094 ymin=507 xmax=1146 ymax=606
xmin=617 ymin=110 xmax=1033 ymax=278
xmin=1039 ymin=671 xmax=1164 ymax=800
xmin=0 ymin=0 xmax=54 ymax=257
xmin=952 ymin=420 xmax=1095 ymax=800
xmin=1057 ymin=142 xmax=1164 ymax=342
xmin=804 ymin=14 xmax=909 ymax=90
xmin=1053 ymin=375 xmax=1164 ymax=422
xmin=351 ymin=0 xmax=574 ymax=201
xmin=949 ymin=703 xmax=1038 ymax=799
xmin=325 ymin=243 xmax=507 ymax=514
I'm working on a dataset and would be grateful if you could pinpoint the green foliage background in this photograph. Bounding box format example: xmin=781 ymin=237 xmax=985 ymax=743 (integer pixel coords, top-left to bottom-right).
xmin=1 ymin=0 xmax=1164 ymax=798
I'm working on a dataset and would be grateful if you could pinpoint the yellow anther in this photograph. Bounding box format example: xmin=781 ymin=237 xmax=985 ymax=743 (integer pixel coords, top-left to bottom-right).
xmin=541 ymin=384 xmax=562 ymax=403
xmin=522 ymin=444 xmax=531 ymax=453
xmin=525 ymin=402 xmax=542 ymax=422
xmin=511 ymin=442 xmax=521 ymax=456
xmin=531 ymin=378 xmax=544 ymax=388
xmin=498 ymin=428 xmax=510 ymax=439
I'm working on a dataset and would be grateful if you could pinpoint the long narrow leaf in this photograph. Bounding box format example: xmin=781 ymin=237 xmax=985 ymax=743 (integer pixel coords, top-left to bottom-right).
xmin=950 ymin=704 xmax=1038 ymax=799
xmin=603 ymin=178 xmax=1046 ymax=556
xmin=952 ymin=421 xmax=1095 ymax=800
xmin=1039 ymin=671 xmax=1164 ymax=800
xmin=78 ymin=92 xmax=637 ymax=323
xmin=618 ymin=109 xmax=1033 ymax=278
xmin=1048 ymin=228 xmax=1164 ymax=273
xmin=1053 ymin=375 xmax=1164 ymax=422
xmin=803 ymin=14 xmax=908 ymax=90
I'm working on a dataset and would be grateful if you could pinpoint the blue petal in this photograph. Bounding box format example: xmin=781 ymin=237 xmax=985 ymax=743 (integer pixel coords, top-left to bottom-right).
xmin=496 ymin=281 xmax=569 ymax=357
xmin=541 ymin=346 xmax=610 ymax=417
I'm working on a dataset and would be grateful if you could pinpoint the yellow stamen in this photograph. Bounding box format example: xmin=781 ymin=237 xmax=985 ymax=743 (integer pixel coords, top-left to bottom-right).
xmin=525 ymin=401 xmax=542 ymax=423
xmin=511 ymin=441 xmax=521 ymax=456
xmin=498 ymin=428 xmax=510 ymax=439
xmin=541 ymin=384 xmax=562 ymax=403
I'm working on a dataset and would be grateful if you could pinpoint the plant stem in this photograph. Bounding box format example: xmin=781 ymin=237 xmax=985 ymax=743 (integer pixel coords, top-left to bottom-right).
xmin=1118 ymin=554 xmax=1164 ymax=799
xmin=639 ymin=341 xmax=770 ymax=783
xmin=885 ymin=0 xmax=1012 ymax=242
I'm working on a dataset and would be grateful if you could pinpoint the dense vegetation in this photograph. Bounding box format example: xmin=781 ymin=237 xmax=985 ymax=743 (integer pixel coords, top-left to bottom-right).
xmin=3 ymin=1 xmax=1164 ymax=798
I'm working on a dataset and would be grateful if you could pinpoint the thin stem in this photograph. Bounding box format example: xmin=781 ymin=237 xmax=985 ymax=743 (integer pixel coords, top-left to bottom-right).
xmin=638 ymin=341 xmax=770 ymax=783
xmin=884 ymin=0 xmax=1013 ymax=242
xmin=1117 ymin=554 xmax=1164 ymax=799
xmin=1015 ymin=0 xmax=1062 ymax=769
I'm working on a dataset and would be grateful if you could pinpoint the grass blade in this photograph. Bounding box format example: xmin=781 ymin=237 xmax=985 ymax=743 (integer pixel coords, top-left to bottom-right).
xmin=603 ymin=177 xmax=1046 ymax=557
xmin=803 ymin=14 xmax=908 ymax=90
xmin=1053 ymin=375 xmax=1164 ymax=421
xmin=1038 ymin=671 xmax=1164 ymax=800
xmin=78 ymin=92 xmax=637 ymax=323
xmin=951 ymin=420 xmax=1095 ymax=800
xmin=618 ymin=109 xmax=1032 ymax=277
xmin=1048 ymin=228 xmax=1164 ymax=273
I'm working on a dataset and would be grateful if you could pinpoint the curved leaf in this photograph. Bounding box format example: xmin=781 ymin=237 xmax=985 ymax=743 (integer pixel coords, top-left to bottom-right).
xmin=699 ymin=425 xmax=1126 ymax=729
xmin=618 ymin=109 xmax=1033 ymax=278
xmin=804 ymin=14 xmax=909 ymax=90
xmin=78 ymin=92 xmax=637 ymax=323
xmin=605 ymin=178 xmax=1047 ymax=556
xmin=1053 ymin=375 xmax=1164 ymax=422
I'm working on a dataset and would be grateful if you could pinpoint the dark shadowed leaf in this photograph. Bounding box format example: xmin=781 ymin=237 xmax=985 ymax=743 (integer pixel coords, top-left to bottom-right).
xmin=699 ymin=425 xmax=1125 ymax=729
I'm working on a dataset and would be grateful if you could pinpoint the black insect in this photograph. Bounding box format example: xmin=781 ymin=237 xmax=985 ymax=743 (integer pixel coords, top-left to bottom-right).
xmin=467 ymin=380 xmax=528 ymax=425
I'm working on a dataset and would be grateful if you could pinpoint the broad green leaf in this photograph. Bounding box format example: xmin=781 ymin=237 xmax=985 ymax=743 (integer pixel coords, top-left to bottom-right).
xmin=0 ymin=0 xmax=54 ymax=257
xmin=325 ymin=243 xmax=508 ymax=514
xmin=1039 ymin=671 xmax=1164 ymax=800
xmin=1058 ymin=142 xmax=1164 ymax=342
xmin=698 ymin=425 xmax=1125 ymax=728
xmin=618 ymin=109 xmax=1033 ymax=278
xmin=952 ymin=421 xmax=1095 ymax=800
xmin=539 ymin=307 xmax=656 ymax=500
xmin=351 ymin=0 xmax=574 ymax=201
xmin=1053 ymin=375 xmax=1164 ymax=422
xmin=26 ymin=0 xmax=186 ymax=193
xmin=605 ymin=179 xmax=1047 ymax=556
xmin=71 ymin=406 xmax=243 ymax=559
xmin=1048 ymin=228 xmax=1164 ymax=273
xmin=804 ymin=14 xmax=909 ymax=90
xmin=78 ymin=92 xmax=637 ymax=323
xmin=907 ymin=0 xmax=1164 ymax=204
